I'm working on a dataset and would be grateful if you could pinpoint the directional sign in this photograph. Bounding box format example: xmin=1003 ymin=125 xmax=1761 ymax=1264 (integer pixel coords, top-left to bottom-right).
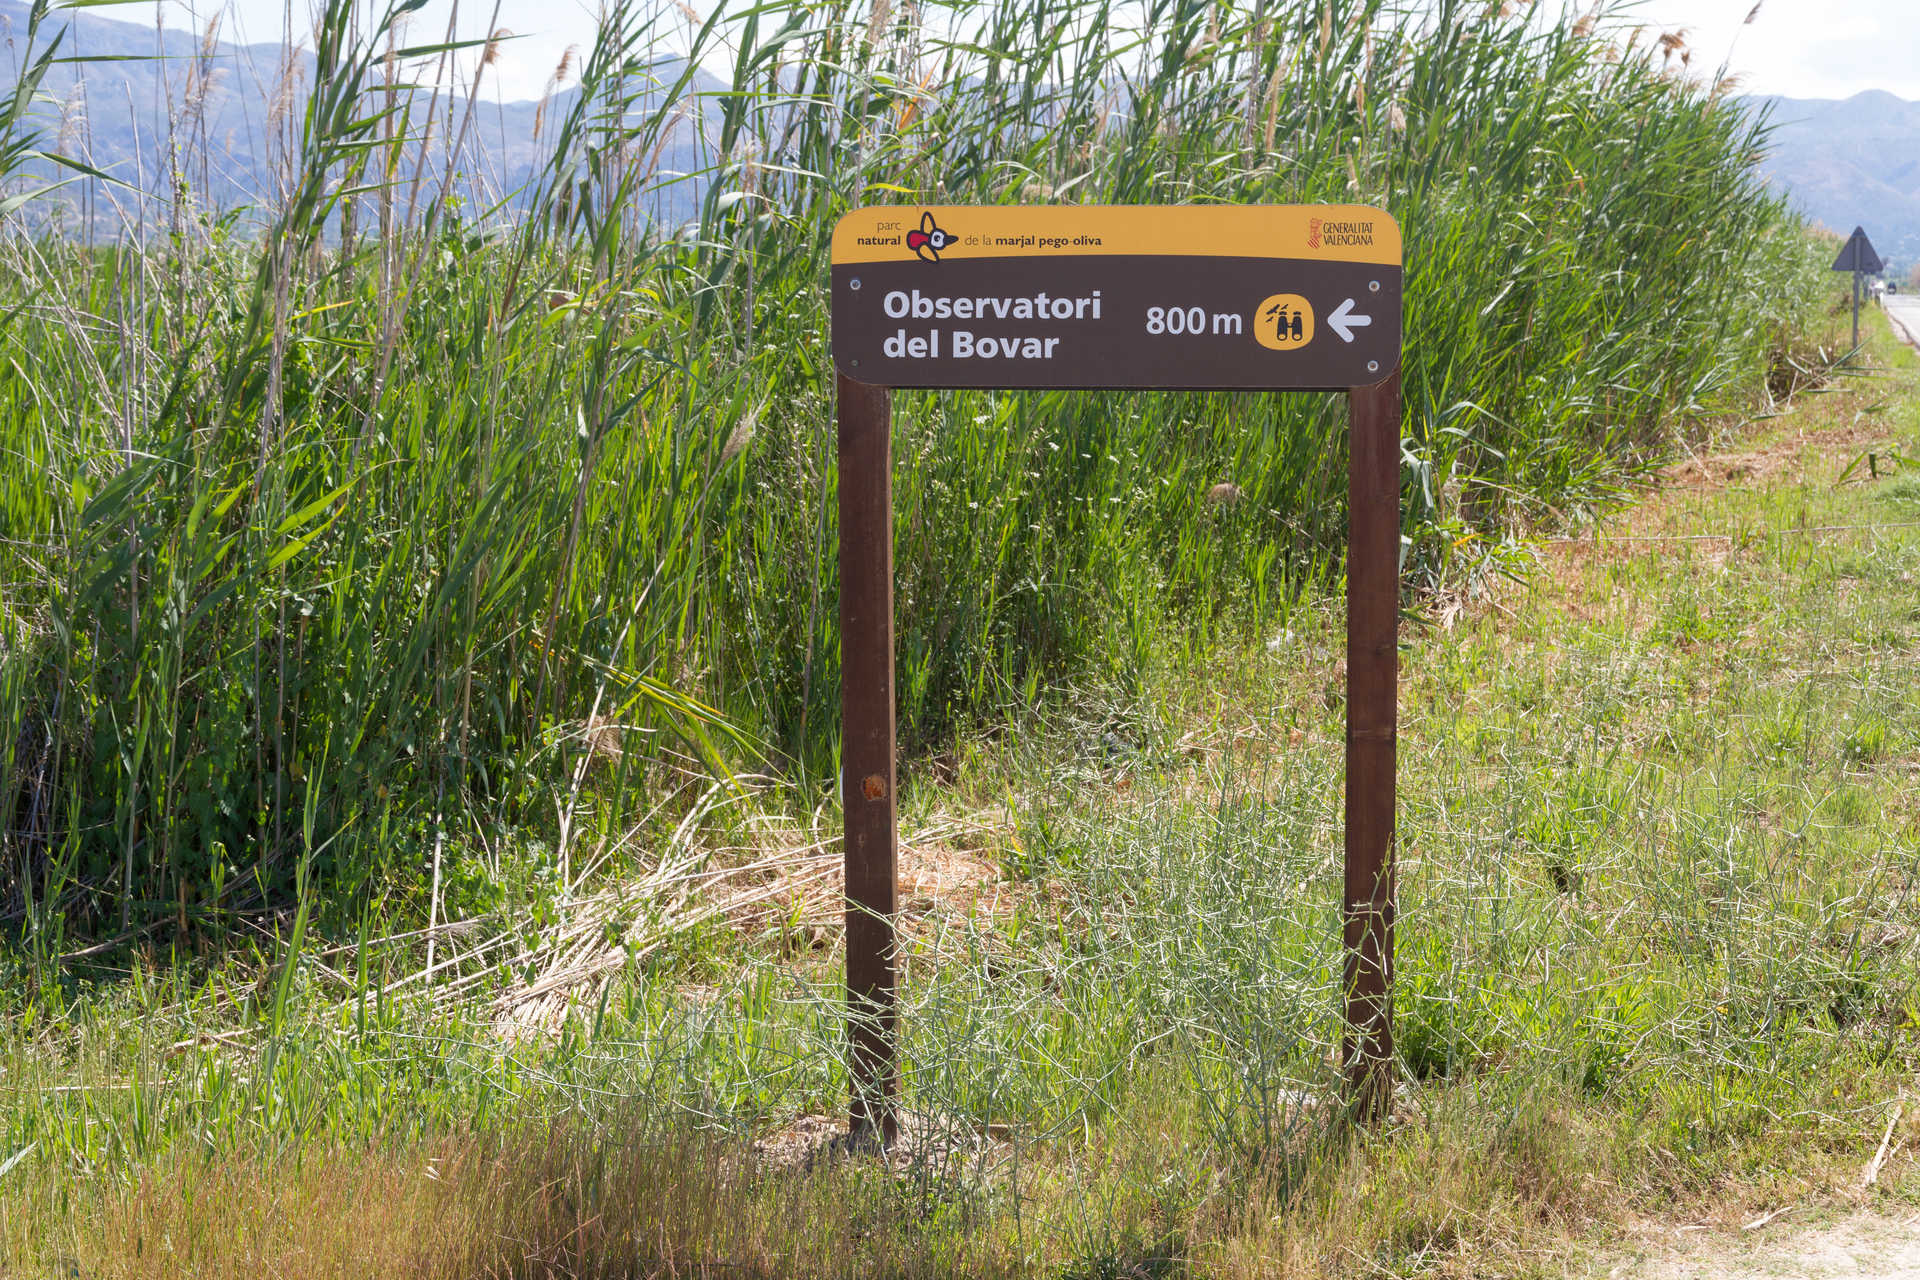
xmin=1833 ymin=226 xmax=1884 ymax=275
xmin=831 ymin=205 xmax=1402 ymax=390
xmin=826 ymin=202 xmax=1408 ymax=1147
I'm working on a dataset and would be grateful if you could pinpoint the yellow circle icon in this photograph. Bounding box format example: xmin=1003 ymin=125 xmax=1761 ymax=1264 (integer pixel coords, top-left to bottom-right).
xmin=1254 ymin=294 xmax=1314 ymax=351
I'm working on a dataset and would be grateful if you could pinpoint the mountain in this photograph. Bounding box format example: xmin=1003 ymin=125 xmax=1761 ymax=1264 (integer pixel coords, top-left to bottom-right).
xmin=1747 ymin=91 xmax=1920 ymax=276
xmin=0 ymin=0 xmax=720 ymax=237
xmin=0 ymin=0 xmax=297 ymax=225
xmin=25 ymin=2 xmax=1917 ymax=265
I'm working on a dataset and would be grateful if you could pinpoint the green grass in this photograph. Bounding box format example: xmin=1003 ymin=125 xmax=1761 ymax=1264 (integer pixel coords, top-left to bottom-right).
xmin=0 ymin=0 xmax=1833 ymax=935
xmin=1 ymin=309 xmax=1915 ymax=1280
xmin=0 ymin=0 xmax=1902 ymax=1271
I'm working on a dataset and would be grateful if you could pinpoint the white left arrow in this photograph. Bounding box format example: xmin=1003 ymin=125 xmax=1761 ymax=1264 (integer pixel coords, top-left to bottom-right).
xmin=1328 ymin=298 xmax=1373 ymax=344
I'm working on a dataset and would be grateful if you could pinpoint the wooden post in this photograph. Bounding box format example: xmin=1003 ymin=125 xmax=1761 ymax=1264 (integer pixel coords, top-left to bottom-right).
xmin=836 ymin=372 xmax=900 ymax=1149
xmin=1342 ymin=371 xmax=1400 ymax=1122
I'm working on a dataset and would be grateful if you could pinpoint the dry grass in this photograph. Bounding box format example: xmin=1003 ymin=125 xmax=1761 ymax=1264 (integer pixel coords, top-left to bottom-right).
xmin=0 ymin=1089 xmax=1603 ymax=1279
xmin=36 ymin=1120 xmax=1000 ymax=1279
xmin=39 ymin=1075 xmax=1904 ymax=1280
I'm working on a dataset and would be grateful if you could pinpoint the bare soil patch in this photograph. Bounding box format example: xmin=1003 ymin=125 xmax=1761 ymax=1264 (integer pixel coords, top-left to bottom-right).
xmin=1659 ymin=408 xmax=1887 ymax=494
xmin=1626 ymin=1208 xmax=1920 ymax=1280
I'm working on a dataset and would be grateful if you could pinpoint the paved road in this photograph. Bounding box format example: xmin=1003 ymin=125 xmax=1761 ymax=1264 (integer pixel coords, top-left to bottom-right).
xmin=1880 ymin=293 xmax=1920 ymax=346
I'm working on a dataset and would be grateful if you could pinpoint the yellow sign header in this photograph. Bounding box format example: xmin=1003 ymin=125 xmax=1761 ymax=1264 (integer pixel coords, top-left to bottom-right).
xmin=831 ymin=204 xmax=1401 ymax=267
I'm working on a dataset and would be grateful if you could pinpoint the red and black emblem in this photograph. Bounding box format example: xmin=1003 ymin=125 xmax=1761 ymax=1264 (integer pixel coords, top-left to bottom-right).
xmin=905 ymin=211 xmax=954 ymax=263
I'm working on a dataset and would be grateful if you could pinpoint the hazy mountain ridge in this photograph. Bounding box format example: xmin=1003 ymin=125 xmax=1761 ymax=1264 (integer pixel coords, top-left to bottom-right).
xmin=1747 ymin=90 xmax=1920 ymax=274
xmin=0 ymin=0 xmax=721 ymax=235
xmin=0 ymin=0 xmax=297 ymax=221
xmin=7 ymin=0 xmax=1914 ymax=259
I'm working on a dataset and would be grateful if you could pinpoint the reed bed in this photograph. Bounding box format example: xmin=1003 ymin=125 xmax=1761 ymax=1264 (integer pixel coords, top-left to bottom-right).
xmin=0 ymin=0 xmax=1828 ymax=941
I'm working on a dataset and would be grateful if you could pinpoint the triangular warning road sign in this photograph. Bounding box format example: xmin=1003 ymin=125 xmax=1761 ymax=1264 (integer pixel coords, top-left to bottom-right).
xmin=1832 ymin=226 xmax=1884 ymax=274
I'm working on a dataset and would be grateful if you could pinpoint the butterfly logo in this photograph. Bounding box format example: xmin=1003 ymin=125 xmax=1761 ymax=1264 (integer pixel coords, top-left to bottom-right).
xmin=905 ymin=211 xmax=954 ymax=263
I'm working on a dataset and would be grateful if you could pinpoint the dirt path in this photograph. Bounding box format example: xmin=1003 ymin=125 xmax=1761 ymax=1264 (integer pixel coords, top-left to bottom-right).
xmin=1624 ymin=1209 xmax=1920 ymax=1279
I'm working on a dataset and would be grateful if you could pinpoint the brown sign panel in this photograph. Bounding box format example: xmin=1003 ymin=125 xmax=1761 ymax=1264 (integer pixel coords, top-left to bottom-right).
xmin=831 ymin=205 xmax=1402 ymax=391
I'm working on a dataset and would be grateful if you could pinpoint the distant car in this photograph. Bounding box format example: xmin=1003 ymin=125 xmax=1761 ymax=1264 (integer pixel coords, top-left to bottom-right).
xmin=1889 ymin=282 xmax=1900 ymax=294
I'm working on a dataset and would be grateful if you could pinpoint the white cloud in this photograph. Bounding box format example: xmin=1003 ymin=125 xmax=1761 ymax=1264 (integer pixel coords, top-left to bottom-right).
xmin=1627 ymin=0 xmax=1920 ymax=100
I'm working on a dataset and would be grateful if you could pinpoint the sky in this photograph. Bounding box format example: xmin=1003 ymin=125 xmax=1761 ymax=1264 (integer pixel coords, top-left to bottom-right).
xmin=133 ymin=0 xmax=1917 ymax=106
xmin=1629 ymin=0 xmax=1920 ymax=101
xmin=144 ymin=0 xmax=612 ymax=100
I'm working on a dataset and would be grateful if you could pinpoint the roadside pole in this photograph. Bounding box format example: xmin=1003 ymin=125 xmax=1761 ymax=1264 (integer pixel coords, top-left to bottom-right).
xmin=1833 ymin=226 xmax=1883 ymax=354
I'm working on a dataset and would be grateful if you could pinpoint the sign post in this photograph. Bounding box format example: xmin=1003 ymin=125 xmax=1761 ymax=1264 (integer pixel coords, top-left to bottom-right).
xmin=1833 ymin=225 xmax=1884 ymax=352
xmin=830 ymin=204 xmax=1405 ymax=1144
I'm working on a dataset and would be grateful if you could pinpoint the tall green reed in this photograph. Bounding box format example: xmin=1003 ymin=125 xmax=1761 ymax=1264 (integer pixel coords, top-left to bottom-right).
xmin=0 ymin=0 xmax=1828 ymax=938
